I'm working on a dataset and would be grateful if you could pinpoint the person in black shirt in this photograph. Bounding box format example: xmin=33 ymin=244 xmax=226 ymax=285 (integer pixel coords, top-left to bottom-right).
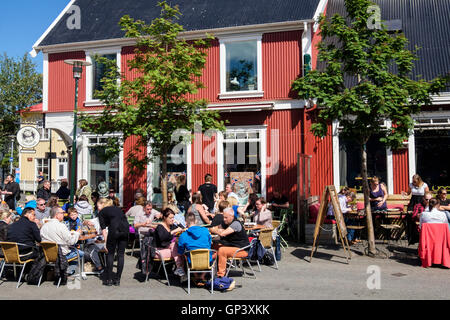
xmin=210 ymin=200 xmax=228 ymax=229
xmin=7 ymin=207 xmax=41 ymax=260
xmin=154 ymin=208 xmax=186 ymax=279
xmin=36 ymin=180 xmax=52 ymax=202
xmin=98 ymin=198 xmax=129 ymax=286
xmin=198 ymin=173 xmax=217 ymax=213
xmin=269 ymin=191 xmax=289 ymax=217
xmin=210 ymin=207 xmax=250 ymax=278
xmin=437 ymin=187 xmax=450 ymax=210
xmin=175 ymin=175 xmax=191 ymax=214
xmin=55 ymin=179 xmax=70 ymax=200
xmin=2 ymin=174 xmax=20 ymax=210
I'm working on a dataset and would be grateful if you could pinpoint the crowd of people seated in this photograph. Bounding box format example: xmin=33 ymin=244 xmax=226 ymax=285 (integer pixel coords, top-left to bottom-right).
xmin=0 ymin=172 xmax=290 ymax=289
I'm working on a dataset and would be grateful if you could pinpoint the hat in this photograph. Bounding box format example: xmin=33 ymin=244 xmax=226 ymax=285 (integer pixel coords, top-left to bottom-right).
xmin=24 ymin=200 xmax=37 ymax=209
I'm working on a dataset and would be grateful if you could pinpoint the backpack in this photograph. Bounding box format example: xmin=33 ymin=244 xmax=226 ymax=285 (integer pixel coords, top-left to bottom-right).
xmin=27 ymin=251 xmax=46 ymax=285
xmin=248 ymin=239 xmax=266 ymax=261
xmin=116 ymin=215 xmax=130 ymax=238
xmin=262 ymin=251 xmax=276 ymax=266
xmin=206 ymin=276 xmax=235 ymax=292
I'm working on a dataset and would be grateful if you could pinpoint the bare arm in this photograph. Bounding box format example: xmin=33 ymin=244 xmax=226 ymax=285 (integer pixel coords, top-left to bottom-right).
xmin=197 ymin=205 xmax=211 ymax=224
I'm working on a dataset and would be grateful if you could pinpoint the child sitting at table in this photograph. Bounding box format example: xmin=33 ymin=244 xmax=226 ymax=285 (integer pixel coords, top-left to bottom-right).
xmin=64 ymin=207 xmax=83 ymax=232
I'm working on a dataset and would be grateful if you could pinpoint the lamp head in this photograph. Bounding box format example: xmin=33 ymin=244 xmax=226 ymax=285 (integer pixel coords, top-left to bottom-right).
xmin=64 ymin=59 xmax=92 ymax=79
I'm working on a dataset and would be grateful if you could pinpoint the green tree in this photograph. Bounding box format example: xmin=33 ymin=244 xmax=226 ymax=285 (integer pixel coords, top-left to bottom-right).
xmin=292 ymin=0 xmax=449 ymax=256
xmin=79 ymin=1 xmax=225 ymax=208
xmin=0 ymin=53 xmax=42 ymax=174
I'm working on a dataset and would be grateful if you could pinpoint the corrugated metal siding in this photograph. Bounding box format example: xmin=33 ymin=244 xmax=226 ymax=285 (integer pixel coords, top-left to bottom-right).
xmin=210 ymin=109 xmax=302 ymax=206
xmin=191 ymin=132 xmax=218 ymax=192
xmin=304 ymin=110 xmax=333 ymax=197
xmin=326 ymin=0 xmax=450 ymax=83
xmin=122 ymin=135 xmax=147 ymax=207
xmin=48 ymin=51 xmax=86 ymax=112
xmin=128 ymin=31 xmax=302 ymax=105
xmin=393 ymin=149 xmax=409 ymax=193
xmin=262 ymin=31 xmax=302 ymax=100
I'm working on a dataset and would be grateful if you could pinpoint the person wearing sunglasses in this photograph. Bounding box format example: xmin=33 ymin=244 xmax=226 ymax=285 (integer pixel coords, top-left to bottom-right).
xmin=409 ymin=192 xmax=434 ymax=244
xmin=436 ymin=188 xmax=450 ymax=225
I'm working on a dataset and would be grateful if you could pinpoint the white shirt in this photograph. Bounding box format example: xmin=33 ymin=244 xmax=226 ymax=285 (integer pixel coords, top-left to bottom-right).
xmin=420 ymin=208 xmax=448 ymax=227
xmin=410 ymin=182 xmax=428 ymax=196
xmin=40 ymin=219 xmax=80 ymax=255
xmin=327 ymin=194 xmax=350 ymax=216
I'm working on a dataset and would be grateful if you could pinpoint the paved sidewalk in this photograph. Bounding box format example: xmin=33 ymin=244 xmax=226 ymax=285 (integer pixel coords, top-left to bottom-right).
xmin=0 ymin=241 xmax=448 ymax=300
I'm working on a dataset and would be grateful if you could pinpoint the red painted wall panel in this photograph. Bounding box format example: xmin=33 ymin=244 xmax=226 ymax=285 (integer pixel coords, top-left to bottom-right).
xmin=48 ymin=51 xmax=87 ymax=112
xmin=191 ymin=132 xmax=218 ymax=192
xmin=202 ymin=109 xmax=303 ymax=206
xmin=393 ymin=149 xmax=409 ymax=193
xmin=304 ymin=110 xmax=333 ymax=197
xmin=122 ymin=135 xmax=147 ymax=207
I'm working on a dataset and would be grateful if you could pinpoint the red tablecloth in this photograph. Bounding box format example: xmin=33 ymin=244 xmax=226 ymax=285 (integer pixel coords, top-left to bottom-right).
xmin=418 ymin=223 xmax=450 ymax=268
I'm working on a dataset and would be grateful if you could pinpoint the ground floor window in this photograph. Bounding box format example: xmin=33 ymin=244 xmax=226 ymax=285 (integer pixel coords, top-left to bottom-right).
xmin=151 ymin=144 xmax=187 ymax=196
xmin=35 ymin=158 xmax=49 ymax=180
xmin=87 ymin=140 xmax=119 ymax=192
xmin=415 ymin=129 xmax=450 ymax=191
xmin=223 ymin=129 xmax=262 ymax=205
xmin=339 ymin=134 xmax=387 ymax=191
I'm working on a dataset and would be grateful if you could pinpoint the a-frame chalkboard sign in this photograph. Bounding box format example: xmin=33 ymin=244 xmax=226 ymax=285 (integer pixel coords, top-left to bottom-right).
xmin=310 ymin=185 xmax=351 ymax=263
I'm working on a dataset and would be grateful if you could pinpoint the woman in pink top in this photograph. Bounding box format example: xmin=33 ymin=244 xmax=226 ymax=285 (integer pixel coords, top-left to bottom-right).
xmin=249 ymin=198 xmax=273 ymax=229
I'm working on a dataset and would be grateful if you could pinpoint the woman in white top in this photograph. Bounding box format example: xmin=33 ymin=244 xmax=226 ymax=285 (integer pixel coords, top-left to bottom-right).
xmin=420 ymin=198 xmax=449 ymax=227
xmin=402 ymin=174 xmax=429 ymax=212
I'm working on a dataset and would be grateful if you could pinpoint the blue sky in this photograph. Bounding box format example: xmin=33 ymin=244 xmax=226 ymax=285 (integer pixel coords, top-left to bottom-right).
xmin=0 ymin=1 xmax=69 ymax=73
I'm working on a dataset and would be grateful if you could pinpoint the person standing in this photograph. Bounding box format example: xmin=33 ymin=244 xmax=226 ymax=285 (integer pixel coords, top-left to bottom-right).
xmin=402 ymin=174 xmax=429 ymax=212
xmin=175 ymin=175 xmax=191 ymax=214
xmin=2 ymin=174 xmax=20 ymax=210
xmin=76 ymin=179 xmax=94 ymax=206
xmin=98 ymin=198 xmax=129 ymax=286
xmin=56 ymin=179 xmax=70 ymax=200
xmin=198 ymin=174 xmax=217 ymax=214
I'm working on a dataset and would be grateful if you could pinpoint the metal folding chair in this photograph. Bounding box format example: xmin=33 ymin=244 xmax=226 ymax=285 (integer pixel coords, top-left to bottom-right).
xmin=146 ymin=248 xmax=175 ymax=286
xmin=257 ymin=228 xmax=279 ymax=271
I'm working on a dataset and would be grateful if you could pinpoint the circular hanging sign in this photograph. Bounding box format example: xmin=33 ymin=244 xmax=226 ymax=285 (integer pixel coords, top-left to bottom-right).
xmin=16 ymin=126 xmax=40 ymax=148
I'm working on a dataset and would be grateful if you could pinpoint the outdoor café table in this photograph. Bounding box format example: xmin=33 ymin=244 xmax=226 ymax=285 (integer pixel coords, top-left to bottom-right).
xmin=244 ymin=224 xmax=267 ymax=233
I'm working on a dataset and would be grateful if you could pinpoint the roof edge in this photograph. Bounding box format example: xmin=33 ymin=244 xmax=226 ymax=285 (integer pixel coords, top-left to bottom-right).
xmin=30 ymin=0 xmax=77 ymax=57
xmin=34 ymin=19 xmax=313 ymax=54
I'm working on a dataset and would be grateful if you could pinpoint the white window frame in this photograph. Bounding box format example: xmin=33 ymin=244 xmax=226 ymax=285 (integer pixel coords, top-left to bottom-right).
xmin=82 ymin=133 xmax=123 ymax=205
xmin=219 ymin=34 xmax=263 ymax=99
xmin=217 ymin=126 xmax=267 ymax=199
xmin=35 ymin=158 xmax=50 ymax=179
xmin=333 ymin=120 xmax=393 ymax=194
xmin=85 ymin=47 xmax=121 ymax=107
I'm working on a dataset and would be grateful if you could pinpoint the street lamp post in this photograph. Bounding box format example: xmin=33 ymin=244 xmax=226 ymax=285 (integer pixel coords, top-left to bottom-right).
xmin=64 ymin=59 xmax=91 ymax=207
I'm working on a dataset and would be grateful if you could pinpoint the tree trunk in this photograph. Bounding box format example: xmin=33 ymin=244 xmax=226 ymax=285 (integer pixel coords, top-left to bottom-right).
xmin=361 ymin=143 xmax=377 ymax=256
xmin=161 ymin=150 xmax=168 ymax=210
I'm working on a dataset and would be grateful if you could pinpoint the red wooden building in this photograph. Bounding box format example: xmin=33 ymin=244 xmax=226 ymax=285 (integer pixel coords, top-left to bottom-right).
xmin=29 ymin=0 xmax=450 ymax=210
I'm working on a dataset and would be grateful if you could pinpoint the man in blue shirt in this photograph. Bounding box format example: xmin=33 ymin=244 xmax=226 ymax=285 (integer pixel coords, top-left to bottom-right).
xmin=177 ymin=212 xmax=212 ymax=286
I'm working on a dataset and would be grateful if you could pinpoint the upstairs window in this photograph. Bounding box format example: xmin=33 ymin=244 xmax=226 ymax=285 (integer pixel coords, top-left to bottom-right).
xmin=85 ymin=48 xmax=121 ymax=106
xmin=92 ymin=53 xmax=116 ymax=98
xmin=219 ymin=35 xmax=263 ymax=99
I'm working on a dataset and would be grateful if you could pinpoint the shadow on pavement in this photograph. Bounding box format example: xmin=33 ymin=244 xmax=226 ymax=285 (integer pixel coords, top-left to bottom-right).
xmin=290 ymin=246 xmax=350 ymax=265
